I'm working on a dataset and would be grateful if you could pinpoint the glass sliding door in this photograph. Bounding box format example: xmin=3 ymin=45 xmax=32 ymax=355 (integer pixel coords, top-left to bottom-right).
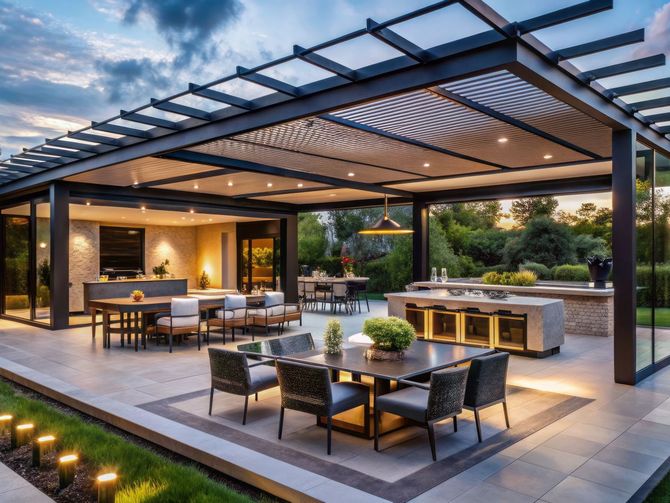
xmin=654 ymin=151 xmax=670 ymax=362
xmin=2 ymin=204 xmax=31 ymax=320
xmin=636 ymin=142 xmax=654 ymax=370
xmin=35 ymin=202 xmax=51 ymax=322
xmin=239 ymin=238 xmax=278 ymax=293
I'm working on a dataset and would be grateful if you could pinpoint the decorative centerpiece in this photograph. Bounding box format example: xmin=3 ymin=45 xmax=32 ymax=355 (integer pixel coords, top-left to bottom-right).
xmin=199 ymin=270 xmax=211 ymax=290
xmin=363 ymin=317 xmax=416 ymax=361
xmin=341 ymin=256 xmax=356 ymax=278
xmin=130 ymin=289 xmax=144 ymax=302
xmin=152 ymin=259 xmax=170 ymax=279
xmin=587 ymin=255 xmax=612 ymax=288
xmin=323 ymin=319 xmax=344 ymax=355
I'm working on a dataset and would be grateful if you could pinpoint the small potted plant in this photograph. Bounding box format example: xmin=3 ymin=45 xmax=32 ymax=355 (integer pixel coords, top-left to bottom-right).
xmin=587 ymin=255 xmax=613 ymax=288
xmin=363 ymin=317 xmax=416 ymax=361
xmin=199 ymin=270 xmax=210 ymax=290
xmin=130 ymin=289 xmax=144 ymax=302
xmin=152 ymin=259 xmax=170 ymax=279
xmin=323 ymin=319 xmax=344 ymax=355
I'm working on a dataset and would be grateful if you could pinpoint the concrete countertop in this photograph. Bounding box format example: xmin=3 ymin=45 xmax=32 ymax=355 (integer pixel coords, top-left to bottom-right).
xmin=385 ymin=290 xmax=564 ymax=307
xmin=412 ymin=280 xmax=614 ymax=297
xmin=83 ymin=278 xmax=187 ymax=284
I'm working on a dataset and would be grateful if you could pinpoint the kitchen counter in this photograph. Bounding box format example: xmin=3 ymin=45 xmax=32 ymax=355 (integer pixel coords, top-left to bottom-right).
xmin=83 ymin=278 xmax=187 ymax=314
xmin=385 ymin=290 xmax=564 ymax=356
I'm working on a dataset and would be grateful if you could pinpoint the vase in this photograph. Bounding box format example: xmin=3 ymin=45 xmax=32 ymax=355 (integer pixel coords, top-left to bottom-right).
xmin=365 ymin=347 xmax=405 ymax=361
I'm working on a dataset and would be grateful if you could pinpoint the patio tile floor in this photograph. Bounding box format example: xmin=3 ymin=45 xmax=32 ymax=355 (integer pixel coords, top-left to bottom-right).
xmin=0 ymin=299 xmax=669 ymax=501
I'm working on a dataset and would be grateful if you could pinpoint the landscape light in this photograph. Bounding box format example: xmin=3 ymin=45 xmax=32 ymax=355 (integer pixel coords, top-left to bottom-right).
xmin=14 ymin=423 xmax=34 ymax=448
xmin=32 ymin=434 xmax=56 ymax=467
xmin=0 ymin=414 xmax=12 ymax=435
xmin=58 ymin=454 xmax=79 ymax=488
xmin=97 ymin=472 xmax=118 ymax=503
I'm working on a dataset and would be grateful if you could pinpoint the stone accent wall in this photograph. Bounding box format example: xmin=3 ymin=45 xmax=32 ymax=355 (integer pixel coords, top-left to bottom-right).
xmin=519 ymin=292 xmax=614 ymax=337
xmin=144 ymin=226 xmax=197 ymax=288
xmin=69 ymin=220 xmax=99 ymax=312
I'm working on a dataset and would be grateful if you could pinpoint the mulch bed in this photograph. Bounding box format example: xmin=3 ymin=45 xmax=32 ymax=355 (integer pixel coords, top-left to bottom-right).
xmin=0 ymin=376 xmax=281 ymax=502
xmin=0 ymin=434 xmax=95 ymax=502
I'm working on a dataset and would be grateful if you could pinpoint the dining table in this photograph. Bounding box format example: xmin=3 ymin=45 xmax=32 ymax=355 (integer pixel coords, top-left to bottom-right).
xmin=239 ymin=340 xmax=494 ymax=438
xmin=89 ymin=293 xmax=265 ymax=351
xmin=298 ymin=276 xmax=369 ymax=283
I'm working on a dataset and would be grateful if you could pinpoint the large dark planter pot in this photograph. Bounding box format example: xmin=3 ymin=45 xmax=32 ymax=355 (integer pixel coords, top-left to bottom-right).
xmin=587 ymin=257 xmax=613 ymax=288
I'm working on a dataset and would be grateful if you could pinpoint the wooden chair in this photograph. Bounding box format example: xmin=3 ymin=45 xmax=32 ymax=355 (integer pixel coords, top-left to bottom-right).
xmin=248 ymin=292 xmax=295 ymax=338
xmin=206 ymin=294 xmax=248 ymax=344
xmin=152 ymin=298 xmax=201 ymax=353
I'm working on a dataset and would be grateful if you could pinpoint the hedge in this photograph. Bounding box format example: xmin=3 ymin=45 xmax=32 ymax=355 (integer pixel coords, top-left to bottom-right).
xmin=637 ymin=264 xmax=670 ymax=307
xmin=519 ymin=261 xmax=551 ymax=280
xmin=553 ymin=264 xmax=590 ymax=281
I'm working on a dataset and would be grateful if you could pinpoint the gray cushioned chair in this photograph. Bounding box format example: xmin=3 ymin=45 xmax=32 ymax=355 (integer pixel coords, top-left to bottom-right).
xmin=463 ymin=351 xmax=510 ymax=442
xmin=276 ymin=360 xmax=370 ymax=455
xmin=208 ymin=348 xmax=278 ymax=425
xmin=375 ymin=366 xmax=469 ymax=461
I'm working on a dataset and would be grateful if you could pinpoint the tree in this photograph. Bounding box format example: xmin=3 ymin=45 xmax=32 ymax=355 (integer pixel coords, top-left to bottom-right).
xmin=503 ymin=216 xmax=576 ymax=268
xmin=576 ymin=202 xmax=597 ymax=220
xmin=297 ymin=213 xmax=328 ymax=265
xmin=431 ymin=201 xmax=502 ymax=229
xmin=463 ymin=227 xmax=510 ymax=266
xmin=510 ymin=196 xmax=559 ymax=226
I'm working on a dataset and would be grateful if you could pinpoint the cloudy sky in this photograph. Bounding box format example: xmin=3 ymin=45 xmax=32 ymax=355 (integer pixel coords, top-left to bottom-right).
xmin=1 ymin=0 xmax=669 ymax=172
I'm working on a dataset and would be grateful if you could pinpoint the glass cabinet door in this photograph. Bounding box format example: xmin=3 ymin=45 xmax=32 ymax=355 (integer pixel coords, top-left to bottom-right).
xmin=430 ymin=308 xmax=460 ymax=342
xmin=461 ymin=310 xmax=493 ymax=346
xmin=405 ymin=306 xmax=427 ymax=339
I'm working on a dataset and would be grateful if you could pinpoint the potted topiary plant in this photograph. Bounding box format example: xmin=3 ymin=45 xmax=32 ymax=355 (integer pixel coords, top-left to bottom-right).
xmin=363 ymin=317 xmax=416 ymax=361
xmin=199 ymin=270 xmax=210 ymax=290
xmin=152 ymin=259 xmax=170 ymax=279
xmin=587 ymin=255 xmax=612 ymax=288
xmin=323 ymin=319 xmax=344 ymax=355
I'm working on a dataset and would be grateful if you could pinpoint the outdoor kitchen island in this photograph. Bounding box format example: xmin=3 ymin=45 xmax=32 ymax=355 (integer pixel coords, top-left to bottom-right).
xmin=385 ymin=290 xmax=564 ymax=357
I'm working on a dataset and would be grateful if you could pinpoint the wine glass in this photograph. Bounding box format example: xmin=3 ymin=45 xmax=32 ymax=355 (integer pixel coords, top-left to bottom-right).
xmin=430 ymin=267 xmax=437 ymax=282
xmin=441 ymin=268 xmax=448 ymax=283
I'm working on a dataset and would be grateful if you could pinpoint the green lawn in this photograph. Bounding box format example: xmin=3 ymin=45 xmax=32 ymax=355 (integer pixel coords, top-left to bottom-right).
xmin=637 ymin=307 xmax=670 ymax=327
xmin=0 ymin=380 xmax=252 ymax=502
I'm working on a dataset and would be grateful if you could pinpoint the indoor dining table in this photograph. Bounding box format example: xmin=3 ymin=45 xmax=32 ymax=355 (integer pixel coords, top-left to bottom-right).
xmin=89 ymin=293 xmax=264 ymax=351
xmin=240 ymin=340 xmax=494 ymax=437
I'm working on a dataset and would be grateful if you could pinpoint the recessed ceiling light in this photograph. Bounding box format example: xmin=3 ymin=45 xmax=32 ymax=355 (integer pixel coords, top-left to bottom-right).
xmin=181 ymin=216 xmax=186 ymax=220
xmin=423 ymin=162 xmax=430 ymax=167
xmin=297 ymin=183 xmax=304 ymax=188
xmin=121 ymin=216 xmax=126 ymax=219
xmin=189 ymin=209 xmax=195 ymax=214
xmin=132 ymin=181 xmax=139 ymax=186
xmin=498 ymin=137 xmax=508 ymax=144
xmin=140 ymin=206 xmax=146 ymax=211
xmin=267 ymin=182 xmax=273 ymax=188
xmin=227 ymin=181 xmax=233 ymax=187
xmin=329 ymin=193 xmax=336 ymax=197
xmin=190 ymin=218 xmax=194 ymax=222
xmin=193 ymin=184 xmax=199 ymax=189
xmin=208 ymin=218 xmax=213 ymax=222
xmin=543 ymin=154 xmax=553 ymax=160
xmin=85 ymin=201 xmax=91 ymax=206
xmin=347 ymin=172 xmax=355 ymax=177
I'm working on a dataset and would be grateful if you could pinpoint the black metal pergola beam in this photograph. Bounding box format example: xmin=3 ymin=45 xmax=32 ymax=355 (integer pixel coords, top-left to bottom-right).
xmin=38 ymin=146 xmax=93 ymax=159
xmin=293 ymin=45 xmax=356 ymax=81
xmin=233 ymin=185 xmax=331 ymax=199
xmin=189 ymin=84 xmax=255 ymax=110
xmin=516 ymin=0 xmax=612 ymax=35
xmin=121 ymin=111 xmax=182 ymax=130
xmin=8 ymin=158 xmax=56 ymax=169
xmin=68 ymin=131 xmax=124 ymax=147
xmin=0 ymin=163 xmax=45 ymax=174
xmin=578 ymin=54 xmax=666 ymax=83
xmin=320 ymin=114 xmax=508 ymax=169
xmin=161 ymin=150 xmax=414 ymax=198
xmin=47 ymin=139 xmax=114 ymax=154
xmin=428 ymin=86 xmax=602 ymax=159
xmin=646 ymin=112 xmax=670 ymax=124
xmin=237 ymin=66 xmax=300 ymax=96
xmin=132 ymin=167 xmax=239 ymax=189
xmin=150 ymin=99 xmax=212 ymax=121
xmin=366 ymin=19 xmax=430 ymax=62
xmin=17 ymin=153 xmax=68 ymax=165
xmin=551 ymin=29 xmax=644 ymax=62
xmin=629 ymin=95 xmax=670 ymax=112
xmin=607 ymin=77 xmax=670 ymax=98
xmin=92 ymin=122 xmax=153 ymax=139
xmin=658 ymin=125 xmax=670 ymax=135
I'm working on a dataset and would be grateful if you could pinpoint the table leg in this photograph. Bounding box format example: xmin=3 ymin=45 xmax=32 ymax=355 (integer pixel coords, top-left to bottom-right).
xmin=134 ymin=312 xmax=139 ymax=352
xmin=141 ymin=313 xmax=147 ymax=350
xmin=91 ymin=309 xmax=97 ymax=340
xmin=120 ymin=313 xmax=125 ymax=348
xmin=102 ymin=312 xmax=109 ymax=349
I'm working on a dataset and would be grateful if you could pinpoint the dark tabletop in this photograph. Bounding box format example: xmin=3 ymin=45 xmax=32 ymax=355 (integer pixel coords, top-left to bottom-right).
xmin=268 ymin=341 xmax=495 ymax=380
xmin=88 ymin=294 xmax=264 ymax=313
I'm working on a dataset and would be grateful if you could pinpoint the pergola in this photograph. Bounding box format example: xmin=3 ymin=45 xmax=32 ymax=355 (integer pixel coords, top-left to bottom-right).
xmin=2 ymin=0 xmax=670 ymax=384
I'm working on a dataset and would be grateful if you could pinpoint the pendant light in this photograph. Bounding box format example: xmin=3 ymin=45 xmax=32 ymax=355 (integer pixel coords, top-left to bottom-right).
xmin=358 ymin=195 xmax=414 ymax=235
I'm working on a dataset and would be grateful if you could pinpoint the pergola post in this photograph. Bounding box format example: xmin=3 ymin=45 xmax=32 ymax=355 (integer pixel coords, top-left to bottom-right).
xmin=612 ymin=129 xmax=637 ymax=384
xmin=281 ymin=214 xmax=299 ymax=303
xmin=50 ymin=182 xmax=69 ymax=329
xmin=412 ymin=200 xmax=429 ymax=282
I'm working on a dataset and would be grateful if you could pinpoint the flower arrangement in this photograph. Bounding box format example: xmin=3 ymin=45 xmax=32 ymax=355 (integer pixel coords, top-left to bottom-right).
xmin=152 ymin=259 xmax=170 ymax=278
xmin=323 ymin=319 xmax=344 ymax=355
xmin=363 ymin=317 xmax=416 ymax=360
xmin=341 ymin=256 xmax=356 ymax=276
xmin=130 ymin=290 xmax=144 ymax=302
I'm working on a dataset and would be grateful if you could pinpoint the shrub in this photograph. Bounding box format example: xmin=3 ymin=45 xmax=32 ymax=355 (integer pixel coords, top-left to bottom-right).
xmin=363 ymin=317 xmax=416 ymax=351
xmin=574 ymin=234 xmax=610 ymax=262
xmin=553 ymin=264 xmax=590 ymax=281
xmin=503 ymin=216 xmax=576 ymax=268
xmin=323 ymin=319 xmax=344 ymax=354
xmin=519 ymin=261 xmax=551 ymax=280
xmin=482 ymin=270 xmax=537 ymax=286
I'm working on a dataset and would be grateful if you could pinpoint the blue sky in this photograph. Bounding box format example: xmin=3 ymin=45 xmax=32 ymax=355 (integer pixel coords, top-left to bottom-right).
xmin=1 ymin=0 xmax=669 ymax=165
